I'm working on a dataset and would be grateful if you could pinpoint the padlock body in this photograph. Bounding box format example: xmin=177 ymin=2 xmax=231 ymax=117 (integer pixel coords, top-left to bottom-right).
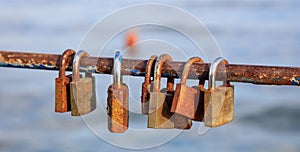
xmin=166 ymin=89 xmax=192 ymax=130
xmin=148 ymin=92 xmax=174 ymax=129
xmin=171 ymin=84 xmax=201 ymax=120
xmin=204 ymin=85 xmax=234 ymax=128
xmin=70 ymin=76 xmax=96 ymax=116
xmin=55 ymin=74 xmax=72 ymax=113
xmin=148 ymin=89 xmax=192 ymax=129
xmin=107 ymin=83 xmax=129 ymax=133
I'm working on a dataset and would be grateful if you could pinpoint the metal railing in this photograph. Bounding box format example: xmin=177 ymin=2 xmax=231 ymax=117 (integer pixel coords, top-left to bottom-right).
xmin=0 ymin=50 xmax=299 ymax=86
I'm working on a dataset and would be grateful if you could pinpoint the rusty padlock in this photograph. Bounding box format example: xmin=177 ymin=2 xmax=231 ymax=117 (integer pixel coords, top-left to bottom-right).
xmin=107 ymin=50 xmax=129 ymax=133
xmin=162 ymin=77 xmax=192 ymax=129
xmin=171 ymin=57 xmax=205 ymax=121
xmin=70 ymin=50 xmax=96 ymax=116
xmin=148 ymin=54 xmax=191 ymax=129
xmin=55 ymin=49 xmax=75 ymax=113
xmin=148 ymin=54 xmax=174 ymax=129
xmin=204 ymin=57 xmax=234 ymax=128
xmin=141 ymin=55 xmax=158 ymax=115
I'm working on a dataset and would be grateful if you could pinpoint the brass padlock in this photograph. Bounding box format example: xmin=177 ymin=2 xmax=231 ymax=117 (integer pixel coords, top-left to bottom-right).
xmin=204 ymin=57 xmax=234 ymax=128
xmin=148 ymin=54 xmax=175 ymax=129
xmin=107 ymin=50 xmax=129 ymax=133
xmin=141 ymin=55 xmax=158 ymax=115
xmin=162 ymin=77 xmax=192 ymax=129
xmin=171 ymin=57 xmax=205 ymax=121
xmin=70 ymin=50 xmax=96 ymax=116
xmin=55 ymin=49 xmax=75 ymax=113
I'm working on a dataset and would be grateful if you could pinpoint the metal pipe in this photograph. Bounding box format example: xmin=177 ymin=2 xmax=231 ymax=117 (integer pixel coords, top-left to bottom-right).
xmin=0 ymin=50 xmax=300 ymax=86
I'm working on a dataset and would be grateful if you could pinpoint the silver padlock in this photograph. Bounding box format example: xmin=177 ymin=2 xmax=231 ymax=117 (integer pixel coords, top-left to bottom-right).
xmin=70 ymin=50 xmax=96 ymax=116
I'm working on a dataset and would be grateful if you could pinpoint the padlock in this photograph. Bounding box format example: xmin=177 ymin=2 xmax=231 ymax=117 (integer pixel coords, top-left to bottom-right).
xmin=55 ymin=49 xmax=75 ymax=113
xmin=148 ymin=54 xmax=174 ymax=128
xmin=70 ymin=50 xmax=96 ymax=116
xmin=171 ymin=57 xmax=205 ymax=121
xmin=107 ymin=50 xmax=129 ymax=133
xmin=162 ymin=77 xmax=192 ymax=129
xmin=141 ymin=55 xmax=158 ymax=115
xmin=204 ymin=57 xmax=234 ymax=128
xmin=148 ymin=54 xmax=189 ymax=129
xmin=192 ymin=78 xmax=206 ymax=121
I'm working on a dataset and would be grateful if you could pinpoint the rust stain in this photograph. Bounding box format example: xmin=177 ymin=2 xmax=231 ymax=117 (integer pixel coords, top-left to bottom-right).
xmin=0 ymin=54 xmax=6 ymax=63
xmin=1 ymin=51 xmax=300 ymax=86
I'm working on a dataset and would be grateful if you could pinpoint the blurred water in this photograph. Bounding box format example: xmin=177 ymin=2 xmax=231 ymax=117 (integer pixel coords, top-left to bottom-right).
xmin=0 ymin=0 xmax=300 ymax=152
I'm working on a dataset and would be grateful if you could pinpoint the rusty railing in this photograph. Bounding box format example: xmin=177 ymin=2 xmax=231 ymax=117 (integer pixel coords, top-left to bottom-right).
xmin=0 ymin=50 xmax=300 ymax=86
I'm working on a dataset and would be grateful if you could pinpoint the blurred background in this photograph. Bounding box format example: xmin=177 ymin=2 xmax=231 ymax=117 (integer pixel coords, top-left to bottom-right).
xmin=0 ymin=0 xmax=300 ymax=151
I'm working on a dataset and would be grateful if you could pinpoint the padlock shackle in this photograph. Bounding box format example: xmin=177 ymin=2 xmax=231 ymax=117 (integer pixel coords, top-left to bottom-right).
xmin=208 ymin=57 xmax=229 ymax=89
xmin=58 ymin=49 xmax=76 ymax=78
xmin=144 ymin=55 xmax=158 ymax=84
xmin=180 ymin=57 xmax=204 ymax=85
xmin=113 ymin=50 xmax=123 ymax=85
xmin=72 ymin=50 xmax=89 ymax=82
xmin=153 ymin=54 xmax=172 ymax=92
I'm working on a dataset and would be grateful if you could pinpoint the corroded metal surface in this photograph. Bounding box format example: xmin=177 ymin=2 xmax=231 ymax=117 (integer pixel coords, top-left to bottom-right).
xmin=107 ymin=84 xmax=129 ymax=133
xmin=55 ymin=75 xmax=72 ymax=112
xmin=1 ymin=50 xmax=300 ymax=86
xmin=107 ymin=50 xmax=129 ymax=133
xmin=55 ymin=49 xmax=76 ymax=113
xmin=164 ymin=78 xmax=192 ymax=130
xmin=141 ymin=55 xmax=157 ymax=115
xmin=171 ymin=57 xmax=204 ymax=120
xmin=0 ymin=51 xmax=58 ymax=70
